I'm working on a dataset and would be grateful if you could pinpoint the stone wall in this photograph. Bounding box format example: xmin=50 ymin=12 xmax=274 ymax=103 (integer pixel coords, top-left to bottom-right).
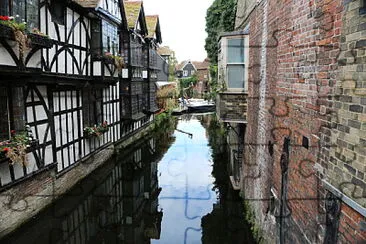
xmin=323 ymin=0 xmax=366 ymax=208
xmin=218 ymin=92 xmax=248 ymax=122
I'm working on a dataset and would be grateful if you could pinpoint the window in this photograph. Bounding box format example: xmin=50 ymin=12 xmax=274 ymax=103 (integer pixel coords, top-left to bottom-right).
xmin=191 ymin=70 xmax=195 ymax=75
xmin=226 ymin=36 xmax=248 ymax=91
xmin=50 ymin=0 xmax=65 ymax=25
xmin=0 ymin=0 xmax=9 ymax=16
xmin=227 ymin=38 xmax=245 ymax=63
xmin=0 ymin=0 xmax=39 ymax=29
xmin=0 ymin=86 xmax=25 ymax=141
xmin=183 ymin=70 xmax=188 ymax=77
xmin=102 ymin=21 xmax=119 ymax=55
xmin=82 ymin=88 xmax=103 ymax=126
xmin=361 ymin=0 xmax=366 ymax=15
xmin=0 ymin=87 xmax=9 ymax=141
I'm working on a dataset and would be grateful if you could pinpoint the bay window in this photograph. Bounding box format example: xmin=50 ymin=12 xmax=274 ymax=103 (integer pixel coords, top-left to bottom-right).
xmin=102 ymin=20 xmax=119 ymax=55
xmin=91 ymin=20 xmax=119 ymax=58
xmin=226 ymin=37 xmax=248 ymax=91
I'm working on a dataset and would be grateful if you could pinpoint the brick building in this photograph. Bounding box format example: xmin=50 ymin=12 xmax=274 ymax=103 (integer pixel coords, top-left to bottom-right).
xmin=232 ymin=0 xmax=366 ymax=242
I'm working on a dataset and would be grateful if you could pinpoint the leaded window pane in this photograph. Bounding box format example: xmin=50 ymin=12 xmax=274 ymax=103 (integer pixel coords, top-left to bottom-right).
xmin=0 ymin=0 xmax=9 ymax=16
xmin=102 ymin=20 xmax=119 ymax=55
xmin=27 ymin=0 xmax=38 ymax=30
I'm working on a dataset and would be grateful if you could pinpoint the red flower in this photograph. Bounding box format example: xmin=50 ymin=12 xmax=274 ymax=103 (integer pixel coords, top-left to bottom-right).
xmin=3 ymin=147 xmax=9 ymax=153
xmin=0 ymin=16 xmax=10 ymax=21
xmin=10 ymin=130 xmax=16 ymax=134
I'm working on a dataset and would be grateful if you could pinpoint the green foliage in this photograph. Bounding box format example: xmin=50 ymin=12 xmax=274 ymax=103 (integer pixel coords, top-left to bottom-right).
xmin=168 ymin=52 xmax=178 ymax=81
xmin=205 ymin=0 xmax=237 ymax=64
xmin=83 ymin=121 xmax=109 ymax=137
xmin=243 ymin=199 xmax=265 ymax=243
xmin=179 ymin=74 xmax=198 ymax=98
xmin=205 ymin=0 xmax=237 ymax=99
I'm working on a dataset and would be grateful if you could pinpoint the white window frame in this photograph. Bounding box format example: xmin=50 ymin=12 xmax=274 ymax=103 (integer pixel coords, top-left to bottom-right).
xmin=183 ymin=70 xmax=188 ymax=77
xmin=224 ymin=35 xmax=249 ymax=92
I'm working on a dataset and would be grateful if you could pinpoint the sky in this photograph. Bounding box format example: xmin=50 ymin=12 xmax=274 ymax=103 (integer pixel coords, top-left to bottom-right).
xmin=142 ymin=0 xmax=214 ymax=63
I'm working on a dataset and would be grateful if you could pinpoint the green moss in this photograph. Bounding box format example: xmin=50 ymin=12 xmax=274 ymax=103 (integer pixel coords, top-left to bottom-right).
xmin=242 ymin=197 xmax=265 ymax=243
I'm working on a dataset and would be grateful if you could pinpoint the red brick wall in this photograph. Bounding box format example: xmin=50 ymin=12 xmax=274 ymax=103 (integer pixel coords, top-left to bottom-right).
xmin=238 ymin=0 xmax=366 ymax=242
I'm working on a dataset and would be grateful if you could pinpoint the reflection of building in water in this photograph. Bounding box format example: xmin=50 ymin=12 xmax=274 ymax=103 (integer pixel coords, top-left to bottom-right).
xmin=1 ymin=137 xmax=163 ymax=244
xmin=121 ymin=137 xmax=163 ymax=244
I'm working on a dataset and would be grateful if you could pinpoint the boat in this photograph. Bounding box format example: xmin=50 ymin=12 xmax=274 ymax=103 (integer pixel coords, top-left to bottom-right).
xmin=172 ymin=106 xmax=188 ymax=115
xmin=185 ymin=99 xmax=215 ymax=112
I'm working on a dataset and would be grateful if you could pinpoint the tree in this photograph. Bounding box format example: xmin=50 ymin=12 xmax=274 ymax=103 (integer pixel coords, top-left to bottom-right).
xmin=205 ymin=0 xmax=237 ymax=99
xmin=205 ymin=0 xmax=237 ymax=65
xmin=168 ymin=51 xmax=178 ymax=81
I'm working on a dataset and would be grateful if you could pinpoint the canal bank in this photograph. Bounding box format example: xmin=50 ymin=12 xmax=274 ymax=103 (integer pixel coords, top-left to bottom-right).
xmin=0 ymin=118 xmax=158 ymax=239
xmin=1 ymin=113 xmax=256 ymax=243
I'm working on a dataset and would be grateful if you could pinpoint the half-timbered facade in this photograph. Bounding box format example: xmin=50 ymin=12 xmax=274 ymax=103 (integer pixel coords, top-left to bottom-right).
xmin=0 ymin=0 xmax=160 ymax=193
xmin=120 ymin=0 xmax=148 ymax=121
xmin=145 ymin=15 xmax=161 ymax=113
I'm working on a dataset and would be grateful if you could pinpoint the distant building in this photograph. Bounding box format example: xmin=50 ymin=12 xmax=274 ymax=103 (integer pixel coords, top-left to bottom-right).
xmin=176 ymin=59 xmax=210 ymax=97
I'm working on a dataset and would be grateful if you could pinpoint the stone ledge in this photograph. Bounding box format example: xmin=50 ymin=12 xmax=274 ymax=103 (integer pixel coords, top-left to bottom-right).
xmin=322 ymin=180 xmax=366 ymax=217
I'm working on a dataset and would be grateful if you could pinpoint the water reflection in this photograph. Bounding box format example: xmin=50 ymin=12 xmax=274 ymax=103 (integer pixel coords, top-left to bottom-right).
xmin=153 ymin=115 xmax=216 ymax=244
xmin=2 ymin=113 xmax=255 ymax=244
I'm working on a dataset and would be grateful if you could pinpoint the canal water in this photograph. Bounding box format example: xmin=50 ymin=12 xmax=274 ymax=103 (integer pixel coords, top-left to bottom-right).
xmin=1 ymin=113 xmax=255 ymax=244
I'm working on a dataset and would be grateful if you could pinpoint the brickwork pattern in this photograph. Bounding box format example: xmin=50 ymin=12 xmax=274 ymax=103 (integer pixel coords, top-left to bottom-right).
xmin=236 ymin=0 xmax=366 ymax=243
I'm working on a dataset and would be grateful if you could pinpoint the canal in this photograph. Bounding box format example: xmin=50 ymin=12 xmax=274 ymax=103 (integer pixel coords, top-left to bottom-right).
xmin=1 ymin=113 xmax=255 ymax=244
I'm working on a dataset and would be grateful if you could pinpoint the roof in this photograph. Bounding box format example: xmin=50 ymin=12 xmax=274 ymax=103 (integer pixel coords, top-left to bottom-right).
xmin=72 ymin=0 xmax=100 ymax=8
xmin=146 ymin=15 xmax=158 ymax=38
xmin=124 ymin=1 xmax=143 ymax=29
xmin=192 ymin=60 xmax=209 ymax=70
xmin=146 ymin=15 xmax=162 ymax=43
xmin=176 ymin=59 xmax=209 ymax=71
xmin=218 ymin=30 xmax=249 ymax=41
xmin=176 ymin=61 xmax=188 ymax=71
xmin=156 ymin=81 xmax=177 ymax=88
xmin=158 ymin=46 xmax=174 ymax=56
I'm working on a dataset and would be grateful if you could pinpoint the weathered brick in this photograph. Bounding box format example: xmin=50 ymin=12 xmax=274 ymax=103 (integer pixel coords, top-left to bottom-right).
xmin=349 ymin=104 xmax=363 ymax=113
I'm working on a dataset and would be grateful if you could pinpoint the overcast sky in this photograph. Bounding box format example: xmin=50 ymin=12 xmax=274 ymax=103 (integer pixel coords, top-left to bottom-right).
xmin=142 ymin=0 xmax=214 ymax=63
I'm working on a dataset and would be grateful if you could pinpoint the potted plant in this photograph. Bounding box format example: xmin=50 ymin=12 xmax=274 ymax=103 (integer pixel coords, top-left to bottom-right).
xmin=0 ymin=16 xmax=14 ymax=39
xmin=28 ymin=28 xmax=53 ymax=48
xmin=83 ymin=121 xmax=109 ymax=138
xmin=0 ymin=126 xmax=38 ymax=166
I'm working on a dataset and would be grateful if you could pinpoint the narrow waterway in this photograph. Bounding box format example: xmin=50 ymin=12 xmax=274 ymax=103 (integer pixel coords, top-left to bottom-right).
xmin=1 ymin=113 xmax=255 ymax=244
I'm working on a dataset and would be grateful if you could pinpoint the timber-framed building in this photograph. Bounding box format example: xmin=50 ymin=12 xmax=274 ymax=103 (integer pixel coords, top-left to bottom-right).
xmin=0 ymin=0 xmax=162 ymax=208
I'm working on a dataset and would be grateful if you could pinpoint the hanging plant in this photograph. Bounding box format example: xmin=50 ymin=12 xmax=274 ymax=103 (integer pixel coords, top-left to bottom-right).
xmin=0 ymin=126 xmax=36 ymax=166
xmin=83 ymin=121 xmax=109 ymax=138
xmin=103 ymin=52 xmax=125 ymax=71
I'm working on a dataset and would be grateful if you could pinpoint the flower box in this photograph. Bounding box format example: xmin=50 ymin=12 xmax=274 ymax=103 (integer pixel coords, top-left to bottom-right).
xmin=28 ymin=33 xmax=53 ymax=48
xmin=0 ymin=23 xmax=14 ymax=40
xmin=83 ymin=121 xmax=109 ymax=138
